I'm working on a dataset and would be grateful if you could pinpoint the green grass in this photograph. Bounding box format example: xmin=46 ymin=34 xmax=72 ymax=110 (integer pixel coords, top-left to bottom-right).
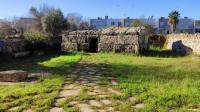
xmin=0 ymin=52 xmax=200 ymax=111
xmin=0 ymin=52 xmax=81 ymax=112
xmin=82 ymin=53 xmax=200 ymax=111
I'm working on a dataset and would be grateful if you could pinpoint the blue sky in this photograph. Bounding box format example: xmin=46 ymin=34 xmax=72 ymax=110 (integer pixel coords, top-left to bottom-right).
xmin=0 ymin=0 xmax=199 ymax=19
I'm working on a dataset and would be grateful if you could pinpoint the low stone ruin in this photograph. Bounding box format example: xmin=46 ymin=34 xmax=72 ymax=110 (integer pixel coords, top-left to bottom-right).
xmin=167 ymin=34 xmax=200 ymax=54
xmin=0 ymin=70 xmax=28 ymax=82
xmin=0 ymin=38 xmax=29 ymax=57
xmin=62 ymin=27 xmax=148 ymax=53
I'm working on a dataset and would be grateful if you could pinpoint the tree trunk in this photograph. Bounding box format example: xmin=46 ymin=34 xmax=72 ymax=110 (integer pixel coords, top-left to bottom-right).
xmin=174 ymin=24 xmax=176 ymax=33
xmin=170 ymin=25 xmax=174 ymax=34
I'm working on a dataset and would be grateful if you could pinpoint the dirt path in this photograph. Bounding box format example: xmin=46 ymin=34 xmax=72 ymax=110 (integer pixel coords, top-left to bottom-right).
xmin=49 ymin=61 xmax=129 ymax=112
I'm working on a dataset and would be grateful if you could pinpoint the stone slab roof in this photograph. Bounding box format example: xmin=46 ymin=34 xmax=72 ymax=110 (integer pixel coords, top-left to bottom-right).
xmin=101 ymin=27 xmax=145 ymax=35
xmin=63 ymin=27 xmax=146 ymax=36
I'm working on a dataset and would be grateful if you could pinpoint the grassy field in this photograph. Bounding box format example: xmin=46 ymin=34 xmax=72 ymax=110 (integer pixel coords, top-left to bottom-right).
xmin=0 ymin=53 xmax=81 ymax=112
xmin=82 ymin=53 xmax=200 ymax=111
xmin=0 ymin=52 xmax=200 ymax=112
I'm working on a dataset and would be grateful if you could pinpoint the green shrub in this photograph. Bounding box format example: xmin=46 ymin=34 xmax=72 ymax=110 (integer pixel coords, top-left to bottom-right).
xmin=41 ymin=9 xmax=66 ymax=37
xmin=148 ymin=35 xmax=167 ymax=49
xmin=23 ymin=32 xmax=49 ymax=42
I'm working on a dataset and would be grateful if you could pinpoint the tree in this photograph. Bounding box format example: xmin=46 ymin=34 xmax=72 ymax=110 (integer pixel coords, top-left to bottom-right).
xmin=79 ymin=21 xmax=90 ymax=30
xmin=29 ymin=5 xmax=68 ymax=36
xmin=30 ymin=6 xmax=42 ymax=19
xmin=29 ymin=4 xmax=54 ymax=20
xmin=131 ymin=19 xmax=155 ymax=36
xmin=41 ymin=9 xmax=66 ymax=37
xmin=168 ymin=10 xmax=180 ymax=33
xmin=29 ymin=4 xmax=55 ymax=33
xmin=131 ymin=19 xmax=143 ymax=27
xmin=67 ymin=13 xmax=82 ymax=30
xmin=14 ymin=20 xmax=26 ymax=35
xmin=13 ymin=17 xmax=42 ymax=34
xmin=0 ymin=20 xmax=15 ymax=37
xmin=144 ymin=24 xmax=156 ymax=36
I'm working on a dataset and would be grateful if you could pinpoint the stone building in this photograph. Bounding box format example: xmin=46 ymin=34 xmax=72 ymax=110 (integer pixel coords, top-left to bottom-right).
xmin=62 ymin=27 xmax=148 ymax=53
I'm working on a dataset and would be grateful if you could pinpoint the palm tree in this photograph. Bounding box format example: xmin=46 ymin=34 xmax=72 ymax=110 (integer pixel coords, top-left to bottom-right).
xmin=168 ymin=11 xmax=180 ymax=33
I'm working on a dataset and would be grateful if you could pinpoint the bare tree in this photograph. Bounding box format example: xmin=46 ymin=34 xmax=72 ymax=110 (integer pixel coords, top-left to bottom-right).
xmin=29 ymin=4 xmax=55 ymax=32
xmin=30 ymin=4 xmax=54 ymax=20
xmin=67 ymin=13 xmax=82 ymax=30
xmin=0 ymin=20 xmax=15 ymax=37
xmin=131 ymin=19 xmax=143 ymax=27
xmin=79 ymin=21 xmax=90 ymax=30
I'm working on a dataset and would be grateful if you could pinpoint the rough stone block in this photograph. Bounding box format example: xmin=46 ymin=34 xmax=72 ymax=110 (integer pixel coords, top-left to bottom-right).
xmin=172 ymin=40 xmax=193 ymax=55
xmin=0 ymin=70 xmax=28 ymax=82
xmin=61 ymin=42 xmax=78 ymax=51
xmin=13 ymin=51 xmax=30 ymax=58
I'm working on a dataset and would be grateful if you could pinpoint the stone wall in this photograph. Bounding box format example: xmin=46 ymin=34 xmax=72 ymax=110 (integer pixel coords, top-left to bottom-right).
xmin=0 ymin=39 xmax=27 ymax=55
xmin=62 ymin=30 xmax=100 ymax=51
xmin=62 ymin=27 xmax=148 ymax=53
xmin=166 ymin=34 xmax=200 ymax=54
xmin=98 ymin=34 xmax=147 ymax=53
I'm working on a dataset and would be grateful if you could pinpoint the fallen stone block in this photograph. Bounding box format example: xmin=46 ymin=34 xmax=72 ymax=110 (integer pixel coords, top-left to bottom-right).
xmin=0 ymin=70 xmax=28 ymax=82
xmin=172 ymin=40 xmax=193 ymax=55
xmin=13 ymin=51 xmax=30 ymax=58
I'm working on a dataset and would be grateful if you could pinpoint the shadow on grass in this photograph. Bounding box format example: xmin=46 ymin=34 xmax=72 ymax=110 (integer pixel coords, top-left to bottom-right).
xmin=0 ymin=52 xmax=199 ymax=111
xmin=98 ymin=62 xmax=199 ymax=111
xmin=0 ymin=52 xmax=80 ymax=75
xmin=108 ymin=63 xmax=199 ymax=81
xmin=140 ymin=49 xmax=186 ymax=58
xmin=66 ymin=61 xmax=199 ymax=110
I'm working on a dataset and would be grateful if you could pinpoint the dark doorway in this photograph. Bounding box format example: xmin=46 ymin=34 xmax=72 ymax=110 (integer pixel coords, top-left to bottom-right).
xmin=89 ymin=38 xmax=98 ymax=53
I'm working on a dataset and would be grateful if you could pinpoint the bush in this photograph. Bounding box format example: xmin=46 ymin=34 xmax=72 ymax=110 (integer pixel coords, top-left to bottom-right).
xmin=23 ymin=32 xmax=49 ymax=42
xmin=23 ymin=32 xmax=49 ymax=52
xmin=148 ymin=35 xmax=167 ymax=49
xmin=41 ymin=9 xmax=66 ymax=37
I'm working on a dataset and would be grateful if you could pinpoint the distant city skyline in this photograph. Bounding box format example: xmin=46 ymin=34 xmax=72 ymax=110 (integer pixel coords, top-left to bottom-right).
xmin=0 ymin=0 xmax=200 ymax=20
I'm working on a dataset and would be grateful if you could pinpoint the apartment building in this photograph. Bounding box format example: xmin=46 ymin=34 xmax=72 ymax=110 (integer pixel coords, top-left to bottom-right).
xmin=194 ymin=20 xmax=200 ymax=33
xmin=90 ymin=16 xmax=157 ymax=29
xmin=90 ymin=16 xmax=199 ymax=34
xmin=158 ymin=17 xmax=195 ymax=34
xmin=90 ymin=16 xmax=123 ymax=29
